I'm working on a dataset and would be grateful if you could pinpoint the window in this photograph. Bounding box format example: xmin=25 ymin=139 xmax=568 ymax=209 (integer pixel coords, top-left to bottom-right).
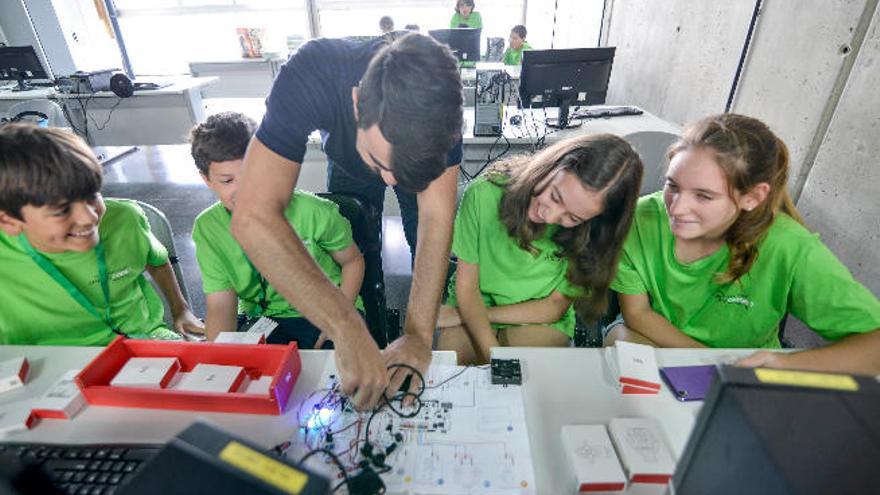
xmin=115 ymin=0 xmax=308 ymax=75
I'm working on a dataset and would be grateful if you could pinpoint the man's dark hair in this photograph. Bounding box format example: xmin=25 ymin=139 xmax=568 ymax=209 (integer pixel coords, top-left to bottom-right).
xmin=356 ymin=33 xmax=463 ymax=193
xmin=0 ymin=124 xmax=102 ymax=220
xmin=189 ymin=111 xmax=257 ymax=176
xmin=512 ymin=25 xmax=527 ymax=39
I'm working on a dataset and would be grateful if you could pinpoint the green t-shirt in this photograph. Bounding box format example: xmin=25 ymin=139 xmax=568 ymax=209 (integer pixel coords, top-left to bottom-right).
xmin=446 ymin=178 xmax=583 ymax=337
xmin=450 ymin=11 xmax=483 ymax=29
xmin=0 ymin=199 xmax=179 ymax=345
xmin=503 ymin=41 xmax=532 ymax=65
xmin=612 ymin=192 xmax=880 ymax=348
xmin=192 ymin=191 xmax=363 ymax=319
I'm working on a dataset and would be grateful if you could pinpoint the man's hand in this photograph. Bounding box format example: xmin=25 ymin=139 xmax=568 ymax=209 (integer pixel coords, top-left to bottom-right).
xmin=173 ymin=309 xmax=206 ymax=341
xmin=735 ymin=350 xmax=786 ymax=369
xmin=436 ymin=305 xmax=462 ymax=329
xmin=383 ymin=333 xmax=433 ymax=402
xmin=334 ymin=328 xmax=388 ymax=410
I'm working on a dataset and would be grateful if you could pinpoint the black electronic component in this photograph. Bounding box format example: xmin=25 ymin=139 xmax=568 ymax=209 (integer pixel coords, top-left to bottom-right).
xmin=0 ymin=46 xmax=50 ymax=91
xmin=428 ymin=28 xmax=482 ymax=62
xmin=474 ymin=69 xmax=506 ymax=137
xmin=491 ymin=358 xmax=522 ymax=385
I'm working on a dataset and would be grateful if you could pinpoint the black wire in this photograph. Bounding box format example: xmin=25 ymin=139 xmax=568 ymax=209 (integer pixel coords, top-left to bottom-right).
xmin=299 ymin=448 xmax=351 ymax=491
xmin=87 ymin=96 xmax=123 ymax=131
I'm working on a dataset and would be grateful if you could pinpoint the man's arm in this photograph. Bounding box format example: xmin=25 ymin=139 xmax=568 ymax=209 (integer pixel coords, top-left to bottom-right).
xmin=737 ymin=329 xmax=880 ymax=375
xmin=145 ymin=261 xmax=205 ymax=337
xmin=204 ymin=289 xmax=239 ymax=341
xmin=619 ymin=292 xmax=706 ymax=348
xmin=330 ymin=244 xmax=365 ymax=304
xmin=231 ymin=137 xmax=388 ymax=410
xmin=437 ymin=291 xmax=571 ymax=328
xmin=455 ymin=259 xmax=499 ymax=364
xmin=383 ymin=165 xmax=458 ymax=389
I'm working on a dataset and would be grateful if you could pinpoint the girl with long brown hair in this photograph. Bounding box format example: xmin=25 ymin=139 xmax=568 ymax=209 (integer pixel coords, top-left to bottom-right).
xmin=437 ymin=134 xmax=643 ymax=364
xmin=608 ymin=113 xmax=880 ymax=374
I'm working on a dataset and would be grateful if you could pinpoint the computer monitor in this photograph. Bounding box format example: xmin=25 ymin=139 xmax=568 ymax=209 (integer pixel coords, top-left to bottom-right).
xmin=672 ymin=365 xmax=880 ymax=495
xmin=0 ymin=46 xmax=50 ymax=91
xmin=518 ymin=47 xmax=616 ymax=129
xmin=428 ymin=28 xmax=482 ymax=62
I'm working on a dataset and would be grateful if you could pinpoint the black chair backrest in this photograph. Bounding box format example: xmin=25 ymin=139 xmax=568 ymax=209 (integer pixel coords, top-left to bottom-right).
xmin=317 ymin=193 xmax=389 ymax=348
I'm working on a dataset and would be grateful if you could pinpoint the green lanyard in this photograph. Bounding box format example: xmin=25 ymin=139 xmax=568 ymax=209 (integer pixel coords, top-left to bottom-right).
xmin=18 ymin=234 xmax=128 ymax=338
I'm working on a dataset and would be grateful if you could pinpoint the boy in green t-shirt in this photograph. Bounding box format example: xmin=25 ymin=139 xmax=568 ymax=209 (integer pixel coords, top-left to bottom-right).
xmin=189 ymin=112 xmax=365 ymax=348
xmin=0 ymin=124 xmax=203 ymax=345
xmin=503 ymin=25 xmax=532 ymax=66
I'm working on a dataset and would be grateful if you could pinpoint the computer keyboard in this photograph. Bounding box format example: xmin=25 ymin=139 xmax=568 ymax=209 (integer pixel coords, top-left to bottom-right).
xmin=0 ymin=442 xmax=161 ymax=495
xmin=573 ymin=105 xmax=644 ymax=119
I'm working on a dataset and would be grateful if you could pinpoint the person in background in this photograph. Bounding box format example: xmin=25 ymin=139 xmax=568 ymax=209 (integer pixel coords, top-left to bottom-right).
xmin=379 ymin=16 xmax=395 ymax=34
xmin=405 ymin=24 xmax=421 ymax=32
xmin=607 ymin=113 xmax=880 ymax=375
xmin=450 ymin=0 xmax=482 ymax=29
xmin=503 ymin=25 xmax=532 ymax=66
xmin=437 ymin=134 xmax=644 ymax=364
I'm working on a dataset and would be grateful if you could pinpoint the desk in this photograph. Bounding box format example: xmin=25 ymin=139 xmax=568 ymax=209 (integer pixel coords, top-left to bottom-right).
xmin=1 ymin=345 xmax=750 ymax=494
xmin=189 ymin=57 xmax=285 ymax=98
xmin=0 ymin=77 xmax=217 ymax=146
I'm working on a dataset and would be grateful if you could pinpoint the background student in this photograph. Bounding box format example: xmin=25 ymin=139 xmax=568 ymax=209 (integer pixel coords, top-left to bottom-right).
xmin=0 ymin=124 xmax=203 ymax=345
xmin=503 ymin=25 xmax=531 ymax=65
xmin=437 ymin=134 xmax=644 ymax=364
xmin=190 ymin=112 xmax=364 ymax=348
xmin=379 ymin=16 xmax=395 ymax=34
xmin=232 ymin=33 xmax=464 ymax=410
xmin=608 ymin=113 xmax=880 ymax=375
xmin=450 ymin=0 xmax=482 ymax=29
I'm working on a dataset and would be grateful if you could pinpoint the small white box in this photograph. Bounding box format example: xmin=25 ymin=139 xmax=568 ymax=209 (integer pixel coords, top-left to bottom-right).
xmin=561 ymin=425 xmax=627 ymax=494
xmin=247 ymin=317 xmax=278 ymax=339
xmin=215 ymin=332 xmax=266 ymax=345
xmin=607 ymin=418 xmax=675 ymax=494
xmin=240 ymin=375 xmax=273 ymax=395
xmin=173 ymin=364 xmax=245 ymax=393
xmin=0 ymin=401 xmax=37 ymax=438
xmin=110 ymin=357 xmax=181 ymax=389
xmin=32 ymin=370 xmax=86 ymax=420
xmin=615 ymin=342 xmax=661 ymax=394
xmin=0 ymin=357 xmax=29 ymax=394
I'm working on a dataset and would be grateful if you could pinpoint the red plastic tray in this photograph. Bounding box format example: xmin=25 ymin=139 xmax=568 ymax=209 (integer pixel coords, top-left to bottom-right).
xmin=75 ymin=336 xmax=300 ymax=415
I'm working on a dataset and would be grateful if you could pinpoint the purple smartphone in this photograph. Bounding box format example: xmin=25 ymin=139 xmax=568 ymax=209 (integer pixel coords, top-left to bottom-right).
xmin=659 ymin=365 xmax=718 ymax=402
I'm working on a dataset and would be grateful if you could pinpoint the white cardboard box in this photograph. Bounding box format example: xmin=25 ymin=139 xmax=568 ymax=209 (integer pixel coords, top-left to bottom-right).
xmin=0 ymin=357 xmax=29 ymax=394
xmin=0 ymin=401 xmax=37 ymax=438
xmin=110 ymin=357 xmax=181 ymax=388
xmin=607 ymin=418 xmax=675 ymax=494
xmin=561 ymin=425 xmax=627 ymax=494
xmin=247 ymin=317 xmax=278 ymax=339
xmin=215 ymin=332 xmax=266 ymax=345
xmin=240 ymin=375 xmax=273 ymax=395
xmin=173 ymin=364 xmax=245 ymax=393
xmin=615 ymin=342 xmax=661 ymax=394
xmin=32 ymin=370 xmax=86 ymax=420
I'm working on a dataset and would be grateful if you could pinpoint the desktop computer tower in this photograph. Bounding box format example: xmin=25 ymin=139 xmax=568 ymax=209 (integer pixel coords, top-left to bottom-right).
xmin=474 ymin=69 xmax=505 ymax=137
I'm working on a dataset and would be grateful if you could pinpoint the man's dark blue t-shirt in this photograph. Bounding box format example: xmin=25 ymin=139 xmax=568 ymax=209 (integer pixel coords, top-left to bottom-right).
xmin=256 ymin=37 xmax=463 ymax=184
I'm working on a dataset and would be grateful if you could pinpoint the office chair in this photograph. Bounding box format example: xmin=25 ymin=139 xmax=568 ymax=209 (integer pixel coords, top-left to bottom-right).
xmin=573 ymin=290 xmax=620 ymax=348
xmin=2 ymin=99 xmax=69 ymax=127
xmin=317 ymin=193 xmax=394 ymax=348
xmin=132 ymin=200 xmax=191 ymax=316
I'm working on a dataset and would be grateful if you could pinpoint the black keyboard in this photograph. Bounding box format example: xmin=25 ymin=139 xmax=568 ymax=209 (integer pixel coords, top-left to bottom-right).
xmin=0 ymin=442 xmax=160 ymax=495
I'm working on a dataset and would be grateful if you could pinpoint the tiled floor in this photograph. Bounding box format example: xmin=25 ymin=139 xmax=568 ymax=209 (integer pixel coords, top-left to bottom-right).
xmin=100 ymin=145 xmax=414 ymax=320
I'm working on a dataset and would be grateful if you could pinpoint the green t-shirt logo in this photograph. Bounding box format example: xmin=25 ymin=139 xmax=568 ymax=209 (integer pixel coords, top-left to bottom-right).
xmin=714 ymin=291 xmax=754 ymax=310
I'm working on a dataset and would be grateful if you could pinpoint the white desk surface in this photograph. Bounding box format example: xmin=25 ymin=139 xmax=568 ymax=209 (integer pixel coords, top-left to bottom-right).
xmin=1 ymin=344 xmax=756 ymax=494
xmin=0 ymin=77 xmax=217 ymax=101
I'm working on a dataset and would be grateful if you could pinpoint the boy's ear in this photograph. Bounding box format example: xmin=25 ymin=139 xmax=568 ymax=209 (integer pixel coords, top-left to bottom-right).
xmin=0 ymin=210 xmax=25 ymax=236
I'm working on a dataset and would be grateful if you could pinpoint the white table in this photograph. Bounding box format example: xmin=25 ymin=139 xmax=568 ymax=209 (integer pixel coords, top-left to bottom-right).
xmin=1 ymin=345 xmax=755 ymax=494
xmin=0 ymin=77 xmax=217 ymax=146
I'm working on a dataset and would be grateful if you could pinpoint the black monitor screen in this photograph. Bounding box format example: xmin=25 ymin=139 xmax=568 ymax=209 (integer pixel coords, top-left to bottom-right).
xmin=0 ymin=46 xmax=48 ymax=82
xmin=673 ymin=365 xmax=880 ymax=495
xmin=429 ymin=28 xmax=481 ymax=62
xmin=519 ymin=47 xmax=615 ymax=127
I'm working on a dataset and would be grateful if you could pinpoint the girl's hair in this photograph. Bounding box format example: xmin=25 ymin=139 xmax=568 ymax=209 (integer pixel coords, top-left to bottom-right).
xmin=455 ymin=0 xmax=475 ymax=14
xmin=489 ymin=134 xmax=644 ymax=321
xmin=667 ymin=113 xmax=805 ymax=284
